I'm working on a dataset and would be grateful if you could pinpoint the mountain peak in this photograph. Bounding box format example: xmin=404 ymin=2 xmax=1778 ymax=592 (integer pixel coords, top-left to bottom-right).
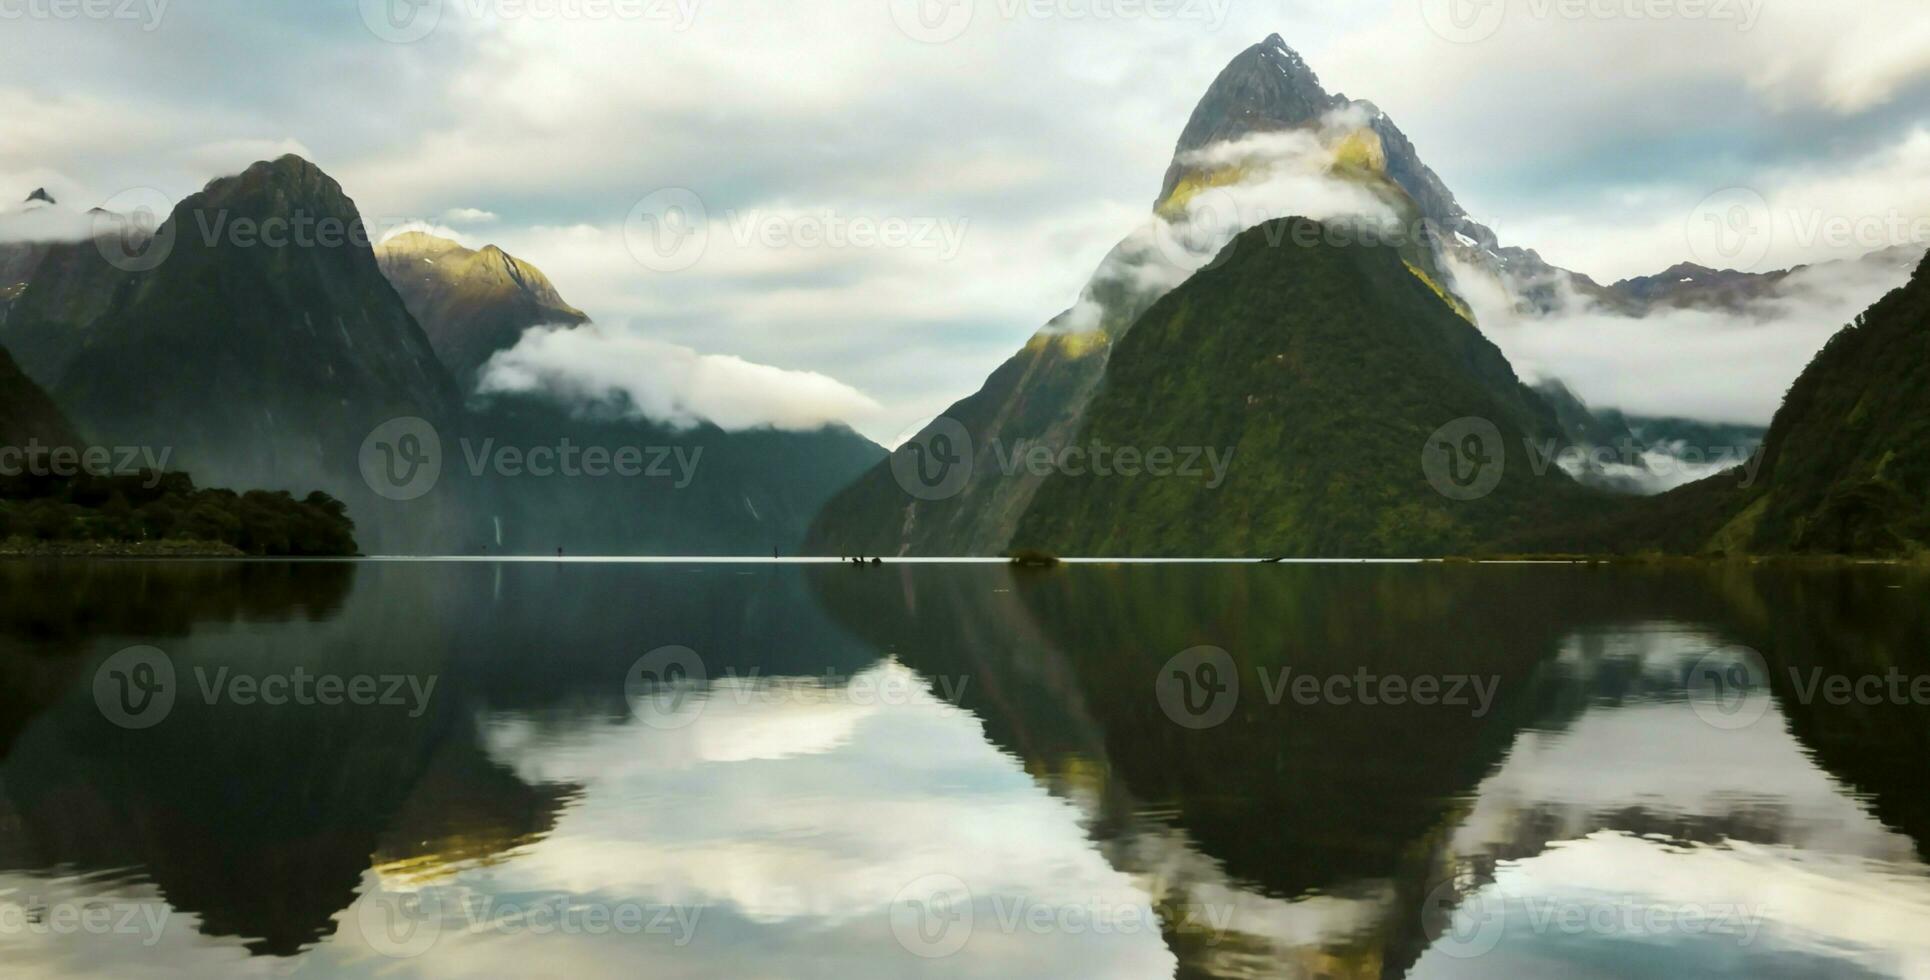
xmin=379 ymin=229 xmax=467 ymax=258
xmin=1258 ymin=33 xmax=1313 ymax=74
xmin=24 ymin=188 xmax=54 ymax=206
xmin=1249 ymin=31 xmax=1323 ymax=86
xmin=1156 ymin=35 xmax=1342 ymax=205
xmin=195 ymin=154 xmax=351 ymax=215
xmin=375 ymin=232 xmax=589 ymax=386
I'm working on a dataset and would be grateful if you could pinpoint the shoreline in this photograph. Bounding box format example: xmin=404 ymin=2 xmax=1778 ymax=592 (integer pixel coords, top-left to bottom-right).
xmin=0 ymin=539 xmax=249 ymax=558
xmin=0 ymin=551 xmax=1920 ymax=566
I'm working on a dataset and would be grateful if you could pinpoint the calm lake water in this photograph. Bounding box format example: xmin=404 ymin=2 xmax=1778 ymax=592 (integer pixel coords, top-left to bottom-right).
xmin=2 ymin=560 xmax=1928 ymax=978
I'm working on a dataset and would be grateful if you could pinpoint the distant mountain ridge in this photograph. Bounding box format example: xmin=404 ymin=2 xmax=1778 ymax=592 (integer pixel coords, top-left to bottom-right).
xmin=1516 ymin=250 xmax=1930 ymax=556
xmin=2 ymin=158 xmax=882 ymax=554
xmin=7 ymin=156 xmax=463 ymax=503
xmin=376 ymin=230 xmax=589 ymax=389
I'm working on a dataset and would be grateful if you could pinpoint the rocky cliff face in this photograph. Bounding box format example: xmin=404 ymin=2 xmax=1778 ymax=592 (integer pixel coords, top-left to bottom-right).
xmin=376 ymin=230 xmax=589 ymax=388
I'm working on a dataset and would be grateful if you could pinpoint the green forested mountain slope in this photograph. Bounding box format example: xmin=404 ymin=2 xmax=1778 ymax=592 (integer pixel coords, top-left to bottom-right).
xmin=1013 ymin=217 xmax=1589 ymax=558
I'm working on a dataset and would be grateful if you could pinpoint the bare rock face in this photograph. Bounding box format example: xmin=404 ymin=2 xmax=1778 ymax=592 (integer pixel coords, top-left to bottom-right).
xmin=1156 ymin=34 xmax=1342 ymax=207
xmin=375 ymin=230 xmax=589 ymax=389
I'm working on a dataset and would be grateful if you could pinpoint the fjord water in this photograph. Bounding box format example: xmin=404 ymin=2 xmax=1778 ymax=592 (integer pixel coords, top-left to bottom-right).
xmin=1 ymin=561 xmax=1927 ymax=978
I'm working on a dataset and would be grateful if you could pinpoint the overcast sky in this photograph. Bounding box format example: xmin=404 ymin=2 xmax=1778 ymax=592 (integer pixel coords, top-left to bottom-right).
xmin=5 ymin=0 xmax=1930 ymax=440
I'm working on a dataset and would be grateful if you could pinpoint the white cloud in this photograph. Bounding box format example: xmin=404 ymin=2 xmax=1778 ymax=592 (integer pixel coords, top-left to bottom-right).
xmin=0 ymin=201 xmax=97 ymax=245
xmin=1449 ymin=245 xmax=1919 ymax=425
xmin=1746 ymin=5 xmax=1930 ymax=113
xmin=9 ymin=1 xmax=1930 ymax=439
xmin=442 ymin=206 xmax=499 ymax=224
xmin=476 ymin=323 xmax=884 ymax=432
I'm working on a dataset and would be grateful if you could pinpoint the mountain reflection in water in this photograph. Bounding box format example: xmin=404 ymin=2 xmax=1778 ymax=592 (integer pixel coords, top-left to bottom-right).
xmin=0 ymin=560 xmax=1926 ymax=978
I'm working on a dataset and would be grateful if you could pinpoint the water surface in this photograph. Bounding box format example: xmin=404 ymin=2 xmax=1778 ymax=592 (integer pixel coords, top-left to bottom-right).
xmin=1 ymin=560 xmax=1927 ymax=978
